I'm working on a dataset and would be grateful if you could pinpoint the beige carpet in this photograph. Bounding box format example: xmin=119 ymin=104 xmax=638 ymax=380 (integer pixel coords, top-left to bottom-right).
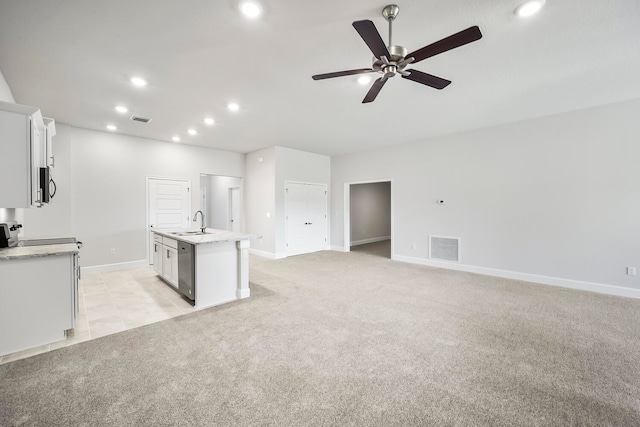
xmin=1 ymin=250 xmax=639 ymax=426
xmin=350 ymin=239 xmax=391 ymax=258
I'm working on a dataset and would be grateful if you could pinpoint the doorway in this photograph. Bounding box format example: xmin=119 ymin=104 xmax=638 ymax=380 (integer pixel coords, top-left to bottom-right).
xmin=200 ymin=174 xmax=242 ymax=231
xmin=344 ymin=180 xmax=393 ymax=259
xmin=146 ymin=177 xmax=191 ymax=263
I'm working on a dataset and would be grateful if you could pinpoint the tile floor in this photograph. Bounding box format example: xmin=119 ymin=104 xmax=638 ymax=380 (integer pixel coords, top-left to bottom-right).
xmin=0 ymin=267 xmax=197 ymax=365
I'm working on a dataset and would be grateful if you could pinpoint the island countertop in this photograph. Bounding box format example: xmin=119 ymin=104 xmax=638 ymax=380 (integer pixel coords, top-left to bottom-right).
xmin=152 ymin=228 xmax=255 ymax=245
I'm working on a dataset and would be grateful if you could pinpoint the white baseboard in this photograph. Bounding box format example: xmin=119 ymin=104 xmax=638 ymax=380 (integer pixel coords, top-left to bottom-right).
xmin=393 ymin=255 xmax=640 ymax=300
xmin=249 ymin=249 xmax=280 ymax=259
xmin=331 ymin=245 xmax=346 ymax=252
xmin=350 ymin=236 xmax=391 ymax=246
xmin=250 ymin=249 xmax=287 ymax=259
xmin=237 ymin=288 xmax=251 ymax=299
xmin=82 ymin=260 xmax=149 ymax=275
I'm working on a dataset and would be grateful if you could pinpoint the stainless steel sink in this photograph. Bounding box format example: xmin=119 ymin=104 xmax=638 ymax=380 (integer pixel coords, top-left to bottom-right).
xmin=169 ymin=231 xmax=208 ymax=236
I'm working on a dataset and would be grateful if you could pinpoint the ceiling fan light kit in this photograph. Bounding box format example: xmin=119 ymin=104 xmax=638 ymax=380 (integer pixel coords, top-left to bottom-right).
xmin=312 ymin=4 xmax=483 ymax=103
xmin=514 ymin=0 xmax=546 ymax=17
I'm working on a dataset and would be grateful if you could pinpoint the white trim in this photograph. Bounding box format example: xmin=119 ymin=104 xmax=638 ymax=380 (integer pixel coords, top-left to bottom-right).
xmin=237 ymin=288 xmax=251 ymax=299
xmin=344 ymin=179 xmax=394 ymax=258
xmin=394 ymin=254 xmax=640 ymax=300
xmin=228 ymin=185 xmax=241 ymax=233
xmin=82 ymin=260 xmax=148 ymax=275
xmin=350 ymin=236 xmax=391 ymax=246
xmin=343 ymin=183 xmax=350 ymax=252
xmin=331 ymin=245 xmax=346 ymax=252
xmin=249 ymin=248 xmax=277 ymax=259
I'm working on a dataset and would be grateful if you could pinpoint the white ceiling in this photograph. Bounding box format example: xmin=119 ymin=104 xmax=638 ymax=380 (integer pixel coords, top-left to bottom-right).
xmin=1 ymin=0 xmax=639 ymax=156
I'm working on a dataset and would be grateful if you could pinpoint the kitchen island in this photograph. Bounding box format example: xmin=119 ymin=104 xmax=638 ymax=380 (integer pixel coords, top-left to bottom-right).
xmin=151 ymin=228 xmax=252 ymax=309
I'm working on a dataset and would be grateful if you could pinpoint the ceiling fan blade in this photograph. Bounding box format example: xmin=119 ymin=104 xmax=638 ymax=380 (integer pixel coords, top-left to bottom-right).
xmin=406 ymin=26 xmax=482 ymax=63
xmin=362 ymin=77 xmax=388 ymax=103
xmin=402 ymin=70 xmax=451 ymax=90
xmin=312 ymin=68 xmax=375 ymax=80
xmin=352 ymin=20 xmax=391 ymax=60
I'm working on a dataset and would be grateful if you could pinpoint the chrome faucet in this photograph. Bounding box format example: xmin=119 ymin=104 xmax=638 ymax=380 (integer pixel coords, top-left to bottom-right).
xmin=193 ymin=210 xmax=206 ymax=232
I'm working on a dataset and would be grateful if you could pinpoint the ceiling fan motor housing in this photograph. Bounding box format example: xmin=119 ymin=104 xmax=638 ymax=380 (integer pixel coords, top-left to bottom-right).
xmin=372 ymin=45 xmax=408 ymax=76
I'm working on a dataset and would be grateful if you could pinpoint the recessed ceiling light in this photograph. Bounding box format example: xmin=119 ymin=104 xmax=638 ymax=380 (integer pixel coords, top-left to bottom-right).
xmin=514 ymin=0 xmax=545 ymax=17
xmin=172 ymin=136 xmax=181 ymax=142
xmin=240 ymin=2 xmax=262 ymax=19
xmin=130 ymin=76 xmax=147 ymax=87
xmin=204 ymin=117 xmax=215 ymax=125
xmin=357 ymin=75 xmax=372 ymax=85
xmin=115 ymin=105 xmax=128 ymax=113
xmin=187 ymin=129 xmax=197 ymax=136
xmin=106 ymin=124 xmax=117 ymax=131
xmin=227 ymin=102 xmax=240 ymax=112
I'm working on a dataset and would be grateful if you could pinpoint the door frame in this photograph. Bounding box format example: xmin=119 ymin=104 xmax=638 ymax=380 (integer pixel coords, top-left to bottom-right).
xmin=228 ymin=186 xmax=241 ymax=232
xmin=145 ymin=176 xmax=192 ymax=264
xmin=343 ymin=179 xmax=394 ymax=259
xmin=285 ymin=181 xmax=329 ymax=257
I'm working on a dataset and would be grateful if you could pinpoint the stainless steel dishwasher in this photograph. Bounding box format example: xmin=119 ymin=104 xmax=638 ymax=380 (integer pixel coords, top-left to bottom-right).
xmin=178 ymin=242 xmax=195 ymax=301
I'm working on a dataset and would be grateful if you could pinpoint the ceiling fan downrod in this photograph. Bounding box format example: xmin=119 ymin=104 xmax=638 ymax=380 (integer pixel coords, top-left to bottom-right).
xmin=379 ymin=4 xmax=409 ymax=78
xmin=382 ymin=4 xmax=399 ymax=47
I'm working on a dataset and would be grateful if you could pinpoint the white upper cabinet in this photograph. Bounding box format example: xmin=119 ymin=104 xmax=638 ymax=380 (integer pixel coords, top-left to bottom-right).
xmin=43 ymin=117 xmax=56 ymax=168
xmin=0 ymin=100 xmax=52 ymax=208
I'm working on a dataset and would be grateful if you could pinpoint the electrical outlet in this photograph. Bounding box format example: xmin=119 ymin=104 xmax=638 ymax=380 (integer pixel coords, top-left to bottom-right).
xmin=110 ymin=248 xmax=116 ymax=255
xmin=627 ymin=267 xmax=636 ymax=276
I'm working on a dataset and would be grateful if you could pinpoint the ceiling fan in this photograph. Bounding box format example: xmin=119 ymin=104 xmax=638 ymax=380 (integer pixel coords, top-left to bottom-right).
xmin=312 ymin=4 xmax=482 ymax=103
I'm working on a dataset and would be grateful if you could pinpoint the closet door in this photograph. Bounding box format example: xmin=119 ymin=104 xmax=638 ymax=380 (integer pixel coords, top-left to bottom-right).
xmin=285 ymin=182 xmax=327 ymax=256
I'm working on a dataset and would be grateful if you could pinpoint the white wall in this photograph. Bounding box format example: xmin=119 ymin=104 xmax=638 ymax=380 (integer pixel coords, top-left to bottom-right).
xmin=25 ymin=126 xmax=244 ymax=267
xmin=245 ymin=146 xmax=330 ymax=258
xmin=331 ymin=98 xmax=640 ymax=292
xmin=350 ymin=182 xmax=391 ymax=245
xmin=0 ymin=70 xmax=14 ymax=103
xmin=245 ymin=147 xmax=276 ymax=256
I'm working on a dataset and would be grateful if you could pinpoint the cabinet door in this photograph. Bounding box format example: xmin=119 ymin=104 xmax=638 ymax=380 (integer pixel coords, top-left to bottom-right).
xmin=163 ymin=247 xmax=178 ymax=288
xmin=168 ymin=247 xmax=179 ymax=286
xmin=153 ymin=242 xmax=163 ymax=276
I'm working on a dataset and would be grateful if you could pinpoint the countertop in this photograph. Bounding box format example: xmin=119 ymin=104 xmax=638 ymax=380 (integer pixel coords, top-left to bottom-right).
xmin=0 ymin=243 xmax=79 ymax=260
xmin=152 ymin=228 xmax=255 ymax=245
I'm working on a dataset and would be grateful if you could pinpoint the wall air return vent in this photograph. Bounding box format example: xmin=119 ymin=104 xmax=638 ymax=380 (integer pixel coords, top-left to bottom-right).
xmin=429 ymin=236 xmax=460 ymax=262
xmin=130 ymin=115 xmax=152 ymax=123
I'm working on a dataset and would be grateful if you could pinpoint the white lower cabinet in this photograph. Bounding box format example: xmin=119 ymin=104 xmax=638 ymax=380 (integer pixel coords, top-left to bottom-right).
xmin=163 ymin=245 xmax=179 ymax=287
xmin=0 ymin=253 xmax=78 ymax=356
xmin=153 ymin=235 xmax=163 ymax=276
xmin=152 ymin=233 xmax=179 ymax=288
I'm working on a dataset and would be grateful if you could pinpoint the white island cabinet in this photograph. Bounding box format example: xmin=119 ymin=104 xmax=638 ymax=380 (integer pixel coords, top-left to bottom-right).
xmin=0 ymin=244 xmax=79 ymax=356
xmin=153 ymin=234 xmax=178 ymax=288
xmin=152 ymin=228 xmax=252 ymax=308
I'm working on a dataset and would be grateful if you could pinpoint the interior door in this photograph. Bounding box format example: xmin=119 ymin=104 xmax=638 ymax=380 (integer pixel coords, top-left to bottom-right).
xmin=147 ymin=178 xmax=190 ymax=262
xmin=286 ymin=182 xmax=327 ymax=256
xmin=228 ymin=186 xmax=240 ymax=232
